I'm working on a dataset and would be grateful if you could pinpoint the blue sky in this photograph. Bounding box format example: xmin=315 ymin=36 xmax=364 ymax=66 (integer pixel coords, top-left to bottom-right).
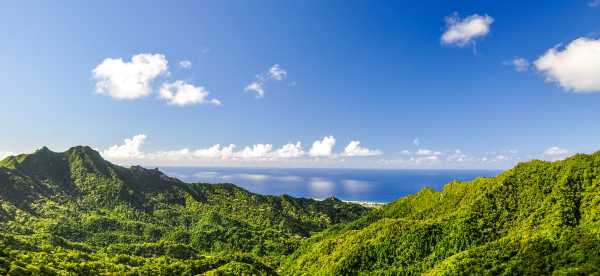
xmin=1 ymin=0 xmax=600 ymax=169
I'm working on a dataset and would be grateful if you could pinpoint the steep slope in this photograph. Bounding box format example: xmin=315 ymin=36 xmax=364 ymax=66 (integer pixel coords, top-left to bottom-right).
xmin=284 ymin=152 xmax=600 ymax=275
xmin=0 ymin=146 xmax=368 ymax=274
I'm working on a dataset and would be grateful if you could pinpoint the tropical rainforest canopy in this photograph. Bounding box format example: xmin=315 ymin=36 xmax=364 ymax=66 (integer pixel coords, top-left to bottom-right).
xmin=0 ymin=146 xmax=599 ymax=275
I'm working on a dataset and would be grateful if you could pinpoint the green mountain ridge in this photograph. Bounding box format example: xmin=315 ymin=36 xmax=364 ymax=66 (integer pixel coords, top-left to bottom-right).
xmin=1 ymin=146 xmax=600 ymax=275
xmin=283 ymin=152 xmax=600 ymax=275
xmin=0 ymin=146 xmax=368 ymax=275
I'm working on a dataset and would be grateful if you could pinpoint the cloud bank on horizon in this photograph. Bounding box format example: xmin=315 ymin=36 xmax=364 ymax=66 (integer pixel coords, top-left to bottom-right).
xmin=101 ymin=134 xmax=382 ymax=166
xmin=95 ymin=134 xmax=573 ymax=169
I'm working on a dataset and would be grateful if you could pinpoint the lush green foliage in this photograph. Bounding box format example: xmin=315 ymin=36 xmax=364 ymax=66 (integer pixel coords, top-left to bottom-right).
xmin=3 ymin=146 xmax=600 ymax=275
xmin=0 ymin=146 xmax=367 ymax=275
xmin=283 ymin=153 xmax=600 ymax=275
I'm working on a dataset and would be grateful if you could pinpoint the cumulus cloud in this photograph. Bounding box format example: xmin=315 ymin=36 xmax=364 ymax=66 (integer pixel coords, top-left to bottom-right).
xmin=100 ymin=135 xmax=527 ymax=169
xmin=275 ymin=142 xmax=305 ymax=158
xmin=268 ymin=64 xmax=287 ymax=80
xmin=93 ymin=53 xmax=168 ymax=100
xmin=101 ymin=134 xmax=387 ymax=167
xmin=535 ymin=37 xmax=600 ymax=93
xmin=102 ymin=134 xmax=147 ymax=160
xmin=149 ymin=148 xmax=192 ymax=161
xmin=234 ymin=144 xmax=274 ymax=159
xmin=309 ymin=136 xmax=336 ymax=157
xmin=159 ymin=80 xmax=221 ymax=106
xmin=505 ymin=58 xmax=530 ymax=72
xmin=343 ymin=141 xmax=382 ymax=157
xmin=244 ymin=82 xmax=265 ymax=97
xmin=441 ymin=13 xmax=494 ymax=47
xmin=193 ymin=144 xmax=236 ymax=159
xmin=178 ymin=60 xmax=192 ymax=69
xmin=245 ymin=64 xmax=288 ymax=97
xmin=544 ymin=146 xmax=569 ymax=156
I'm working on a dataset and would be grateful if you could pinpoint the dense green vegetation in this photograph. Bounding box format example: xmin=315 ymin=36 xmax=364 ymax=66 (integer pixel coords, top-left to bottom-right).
xmin=283 ymin=152 xmax=600 ymax=275
xmin=0 ymin=146 xmax=367 ymax=274
xmin=2 ymin=146 xmax=600 ymax=275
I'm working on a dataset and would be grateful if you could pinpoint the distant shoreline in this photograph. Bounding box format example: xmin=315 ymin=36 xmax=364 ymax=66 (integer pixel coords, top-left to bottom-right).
xmin=314 ymin=198 xmax=388 ymax=208
xmin=344 ymin=200 xmax=388 ymax=208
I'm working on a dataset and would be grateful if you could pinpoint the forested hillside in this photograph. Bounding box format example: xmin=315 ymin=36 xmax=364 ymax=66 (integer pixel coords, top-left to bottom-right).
xmin=0 ymin=146 xmax=367 ymax=274
xmin=2 ymin=146 xmax=600 ymax=275
xmin=284 ymin=152 xmax=600 ymax=275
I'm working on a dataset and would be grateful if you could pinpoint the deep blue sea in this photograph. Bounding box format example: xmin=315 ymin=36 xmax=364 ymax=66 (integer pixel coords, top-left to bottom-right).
xmin=160 ymin=167 xmax=500 ymax=203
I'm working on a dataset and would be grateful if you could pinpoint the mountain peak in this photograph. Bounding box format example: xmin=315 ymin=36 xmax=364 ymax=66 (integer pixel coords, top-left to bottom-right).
xmin=65 ymin=145 xmax=100 ymax=155
xmin=37 ymin=146 xmax=52 ymax=153
xmin=65 ymin=145 xmax=105 ymax=162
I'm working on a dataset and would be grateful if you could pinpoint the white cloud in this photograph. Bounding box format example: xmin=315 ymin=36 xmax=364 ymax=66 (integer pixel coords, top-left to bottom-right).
xmin=268 ymin=64 xmax=287 ymax=80
xmin=159 ymin=80 xmax=221 ymax=106
xmin=100 ymin=134 xmax=386 ymax=167
xmin=343 ymin=141 xmax=382 ymax=157
xmin=150 ymin=148 xmax=192 ymax=161
xmin=535 ymin=37 xmax=600 ymax=93
xmin=93 ymin=53 xmax=168 ymax=100
xmin=441 ymin=13 xmax=494 ymax=47
xmin=178 ymin=60 xmax=192 ymax=69
xmin=245 ymin=64 xmax=288 ymax=97
xmin=244 ymin=82 xmax=265 ymax=97
xmin=544 ymin=146 xmax=569 ymax=156
xmin=506 ymin=58 xmax=530 ymax=72
xmin=102 ymin=134 xmax=147 ymax=160
xmin=309 ymin=136 xmax=336 ymax=157
xmin=590 ymin=0 xmax=600 ymax=7
xmin=234 ymin=144 xmax=274 ymax=159
xmin=275 ymin=142 xmax=305 ymax=158
xmin=193 ymin=144 xmax=236 ymax=159
xmin=145 ymin=144 xmax=237 ymax=162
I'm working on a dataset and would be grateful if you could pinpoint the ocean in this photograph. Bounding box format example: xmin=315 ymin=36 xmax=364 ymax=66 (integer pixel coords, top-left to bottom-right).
xmin=160 ymin=167 xmax=501 ymax=203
